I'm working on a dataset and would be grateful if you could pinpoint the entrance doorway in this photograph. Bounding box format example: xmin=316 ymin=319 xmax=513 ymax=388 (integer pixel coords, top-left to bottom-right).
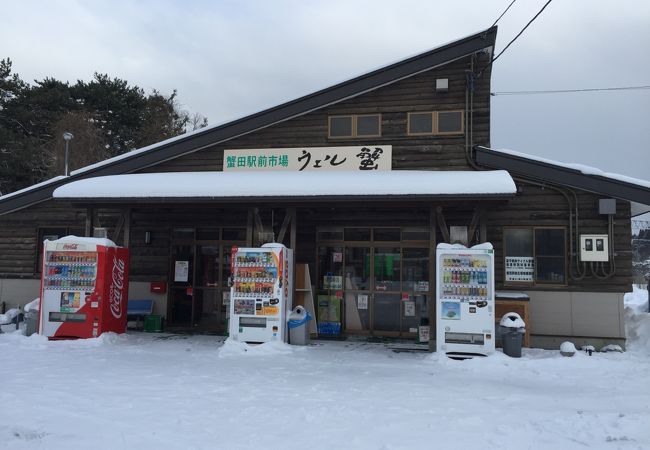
xmin=317 ymin=227 xmax=431 ymax=338
xmin=169 ymin=227 xmax=246 ymax=332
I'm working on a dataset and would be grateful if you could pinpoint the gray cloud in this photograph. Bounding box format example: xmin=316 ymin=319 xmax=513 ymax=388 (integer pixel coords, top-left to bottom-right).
xmin=1 ymin=0 xmax=648 ymax=180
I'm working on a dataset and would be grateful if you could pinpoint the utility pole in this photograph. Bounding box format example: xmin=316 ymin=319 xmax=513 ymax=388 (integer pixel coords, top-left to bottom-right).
xmin=63 ymin=132 xmax=74 ymax=176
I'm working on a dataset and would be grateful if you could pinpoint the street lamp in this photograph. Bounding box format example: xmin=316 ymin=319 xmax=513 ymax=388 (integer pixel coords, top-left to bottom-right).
xmin=62 ymin=132 xmax=74 ymax=176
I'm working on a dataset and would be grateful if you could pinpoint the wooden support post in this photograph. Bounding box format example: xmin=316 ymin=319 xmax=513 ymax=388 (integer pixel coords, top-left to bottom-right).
xmin=113 ymin=215 xmax=125 ymax=244
xmin=123 ymin=208 xmax=131 ymax=248
xmin=289 ymin=208 xmax=296 ymax=251
xmin=85 ymin=207 xmax=94 ymax=237
xmin=429 ymin=206 xmax=437 ymax=352
xmin=246 ymin=208 xmax=254 ymax=246
xmin=479 ymin=209 xmax=487 ymax=243
xmin=435 ymin=206 xmax=450 ymax=244
xmin=277 ymin=209 xmax=292 ymax=244
xmin=468 ymin=209 xmax=481 ymax=245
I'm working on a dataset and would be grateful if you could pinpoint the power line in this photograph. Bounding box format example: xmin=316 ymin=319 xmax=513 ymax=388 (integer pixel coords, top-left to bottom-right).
xmin=491 ymin=85 xmax=650 ymax=96
xmin=477 ymin=0 xmax=553 ymax=79
xmin=492 ymin=0 xmax=553 ymax=64
xmin=492 ymin=0 xmax=517 ymax=27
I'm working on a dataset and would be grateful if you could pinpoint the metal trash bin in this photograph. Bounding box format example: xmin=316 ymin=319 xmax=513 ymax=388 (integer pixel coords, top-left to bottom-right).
xmin=24 ymin=310 xmax=39 ymax=336
xmin=288 ymin=306 xmax=312 ymax=345
xmin=499 ymin=312 xmax=526 ymax=358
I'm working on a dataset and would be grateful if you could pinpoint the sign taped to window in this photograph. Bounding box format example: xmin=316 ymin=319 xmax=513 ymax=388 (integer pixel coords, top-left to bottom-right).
xmin=505 ymin=256 xmax=534 ymax=282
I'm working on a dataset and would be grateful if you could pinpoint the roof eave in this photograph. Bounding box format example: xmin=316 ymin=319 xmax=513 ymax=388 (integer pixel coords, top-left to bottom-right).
xmin=474 ymin=146 xmax=650 ymax=204
xmin=55 ymin=193 xmax=515 ymax=205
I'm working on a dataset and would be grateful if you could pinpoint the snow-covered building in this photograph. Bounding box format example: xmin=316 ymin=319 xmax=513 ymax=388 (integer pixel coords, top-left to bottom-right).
xmin=0 ymin=27 xmax=648 ymax=349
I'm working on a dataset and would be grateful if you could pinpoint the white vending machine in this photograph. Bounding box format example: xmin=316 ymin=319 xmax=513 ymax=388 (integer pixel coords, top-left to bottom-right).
xmin=229 ymin=243 xmax=293 ymax=343
xmin=436 ymin=243 xmax=495 ymax=357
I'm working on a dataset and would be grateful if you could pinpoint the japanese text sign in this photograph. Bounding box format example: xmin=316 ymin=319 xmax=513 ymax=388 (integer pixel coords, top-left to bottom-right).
xmin=223 ymin=146 xmax=392 ymax=172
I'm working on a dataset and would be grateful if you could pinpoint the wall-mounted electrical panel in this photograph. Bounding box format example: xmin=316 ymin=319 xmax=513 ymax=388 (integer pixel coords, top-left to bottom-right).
xmin=579 ymin=234 xmax=609 ymax=262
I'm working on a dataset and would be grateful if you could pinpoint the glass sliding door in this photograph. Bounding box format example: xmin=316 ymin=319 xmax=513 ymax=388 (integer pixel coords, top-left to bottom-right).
xmin=344 ymin=246 xmax=370 ymax=333
xmin=372 ymin=247 xmax=402 ymax=333
xmin=316 ymin=227 xmax=431 ymax=338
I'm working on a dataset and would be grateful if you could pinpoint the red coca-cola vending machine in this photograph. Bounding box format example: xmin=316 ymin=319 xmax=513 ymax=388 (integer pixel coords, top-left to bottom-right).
xmin=38 ymin=236 xmax=129 ymax=339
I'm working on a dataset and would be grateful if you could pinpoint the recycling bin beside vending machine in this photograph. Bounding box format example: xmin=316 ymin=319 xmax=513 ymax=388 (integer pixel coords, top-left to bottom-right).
xmin=229 ymin=243 xmax=293 ymax=343
xmin=39 ymin=236 xmax=129 ymax=339
xmin=436 ymin=243 xmax=495 ymax=358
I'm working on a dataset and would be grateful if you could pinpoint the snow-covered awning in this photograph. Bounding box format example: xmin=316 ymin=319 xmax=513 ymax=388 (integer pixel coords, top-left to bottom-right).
xmin=52 ymin=170 xmax=516 ymax=202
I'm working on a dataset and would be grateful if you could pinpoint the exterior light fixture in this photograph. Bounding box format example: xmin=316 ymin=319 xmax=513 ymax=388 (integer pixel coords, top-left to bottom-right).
xmin=62 ymin=132 xmax=74 ymax=176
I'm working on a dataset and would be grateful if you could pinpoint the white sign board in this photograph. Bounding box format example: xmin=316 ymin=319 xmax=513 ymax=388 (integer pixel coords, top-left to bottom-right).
xmin=224 ymin=146 xmax=392 ymax=172
xmin=505 ymin=256 xmax=534 ymax=282
xmin=174 ymin=261 xmax=189 ymax=282
xmin=357 ymin=294 xmax=368 ymax=310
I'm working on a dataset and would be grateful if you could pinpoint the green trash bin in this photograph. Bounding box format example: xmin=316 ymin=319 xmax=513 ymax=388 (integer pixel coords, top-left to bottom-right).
xmin=144 ymin=315 xmax=162 ymax=332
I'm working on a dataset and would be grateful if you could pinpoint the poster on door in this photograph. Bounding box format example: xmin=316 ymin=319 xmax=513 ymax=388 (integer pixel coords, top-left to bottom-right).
xmin=174 ymin=261 xmax=189 ymax=282
xmin=357 ymin=294 xmax=368 ymax=310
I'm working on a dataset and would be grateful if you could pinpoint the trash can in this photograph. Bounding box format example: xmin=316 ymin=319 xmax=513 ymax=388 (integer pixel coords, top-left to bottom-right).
xmin=24 ymin=310 xmax=38 ymax=336
xmin=144 ymin=315 xmax=163 ymax=332
xmin=288 ymin=306 xmax=312 ymax=345
xmin=499 ymin=312 xmax=526 ymax=358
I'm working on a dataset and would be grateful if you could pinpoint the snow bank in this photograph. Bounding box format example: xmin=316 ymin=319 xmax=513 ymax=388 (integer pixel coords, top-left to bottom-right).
xmin=437 ymin=242 xmax=493 ymax=250
xmin=499 ymin=312 xmax=526 ymax=328
xmin=24 ymin=298 xmax=40 ymax=312
xmin=0 ymin=308 xmax=20 ymax=324
xmin=624 ymin=286 xmax=650 ymax=354
xmin=218 ymin=338 xmax=304 ymax=357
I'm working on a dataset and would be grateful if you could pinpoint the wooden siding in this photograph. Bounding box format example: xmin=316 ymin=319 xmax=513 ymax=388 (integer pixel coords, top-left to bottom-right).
xmin=486 ymin=183 xmax=633 ymax=293
xmin=139 ymin=54 xmax=491 ymax=174
xmin=0 ymin=202 xmax=86 ymax=277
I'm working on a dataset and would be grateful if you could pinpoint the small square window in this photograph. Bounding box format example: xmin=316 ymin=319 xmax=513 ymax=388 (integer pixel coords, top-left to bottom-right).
xmin=437 ymin=111 xmax=463 ymax=133
xmin=408 ymin=112 xmax=433 ymax=134
xmin=329 ymin=114 xmax=381 ymax=139
xmin=329 ymin=116 xmax=353 ymax=138
xmin=356 ymin=115 xmax=380 ymax=137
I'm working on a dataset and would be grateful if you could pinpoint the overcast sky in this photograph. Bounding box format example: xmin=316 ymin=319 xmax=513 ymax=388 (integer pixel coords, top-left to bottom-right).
xmin=2 ymin=0 xmax=649 ymax=182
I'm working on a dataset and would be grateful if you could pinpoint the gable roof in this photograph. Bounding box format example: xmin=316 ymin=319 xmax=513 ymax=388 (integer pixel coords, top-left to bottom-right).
xmin=474 ymin=146 xmax=650 ymax=205
xmin=0 ymin=27 xmax=497 ymax=216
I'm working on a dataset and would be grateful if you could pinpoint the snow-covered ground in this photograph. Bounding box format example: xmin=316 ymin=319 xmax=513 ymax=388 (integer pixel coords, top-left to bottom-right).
xmin=1 ymin=288 xmax=649 ymax=450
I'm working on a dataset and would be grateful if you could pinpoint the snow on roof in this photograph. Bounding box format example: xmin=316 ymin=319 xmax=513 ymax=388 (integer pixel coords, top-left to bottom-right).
xmin=0 ymin=175 xmax=66 ymax=201
xmin=490 ymin=148 xmax=650 ymax=189
xmin=53 ymin=170 xmax=516 ymax=199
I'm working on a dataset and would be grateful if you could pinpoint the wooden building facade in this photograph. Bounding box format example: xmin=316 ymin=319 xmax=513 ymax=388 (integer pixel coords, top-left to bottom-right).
xmin=1 ymin=27 xmax=648 ymax=349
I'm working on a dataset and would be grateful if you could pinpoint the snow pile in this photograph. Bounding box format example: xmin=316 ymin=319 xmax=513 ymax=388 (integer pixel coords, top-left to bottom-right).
xmin=50 ymin=235 xmax=117 ymax=247
xmin=560 ymin=341 xmax=577 ymax=355
xmin=624 ymin=286 xmax=650 ymax=354
xmin=24 ymin=298 xmax=40 ymax=312
xmin=218 ymin=338 xmax=302 ymax=357
xmin=499 ymin=312 xmax=526 ymax=328
xmin=0 ymin=308 xmax=20 ymax=325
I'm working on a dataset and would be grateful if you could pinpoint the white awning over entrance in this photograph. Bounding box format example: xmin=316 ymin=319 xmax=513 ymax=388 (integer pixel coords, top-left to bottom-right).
xmin=53 ymin=170 xmax=516 ymax=201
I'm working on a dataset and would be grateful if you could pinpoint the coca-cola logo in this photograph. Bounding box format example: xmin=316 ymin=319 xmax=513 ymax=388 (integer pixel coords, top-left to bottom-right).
xmin=62 ymin=244 xmax=78 ymax=250
xmin=109 ymin=256 xmax=125 ymax=319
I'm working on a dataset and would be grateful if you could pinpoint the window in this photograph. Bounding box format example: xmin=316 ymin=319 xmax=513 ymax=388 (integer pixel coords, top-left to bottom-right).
xmin=503 ymin=227 xmax=566 ymax=285
xmin=328 ymin=114 xmax=381 ymax=138
xmin=407 ymin=110 xmax=464 ymax=135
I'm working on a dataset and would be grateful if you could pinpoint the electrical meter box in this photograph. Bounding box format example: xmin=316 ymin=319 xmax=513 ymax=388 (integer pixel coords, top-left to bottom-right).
xmin=579 ymin=234 xmax=609 ymax=262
